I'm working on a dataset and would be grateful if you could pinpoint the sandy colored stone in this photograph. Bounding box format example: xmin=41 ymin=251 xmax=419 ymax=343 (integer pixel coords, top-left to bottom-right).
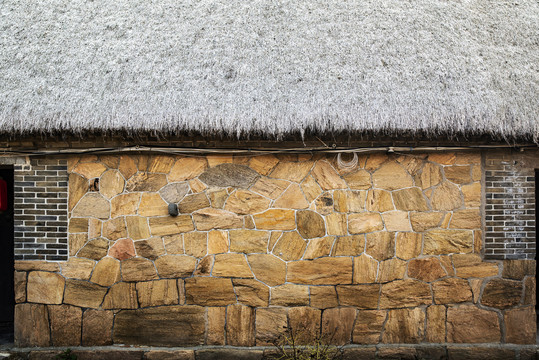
xmin=233 ymin=279 xmax=269 ymax=307
xmin=178 ymin=193 xmax=210 ymax=213
xmin=193 ymin=208 xmax=242 ymax=231
xmin=103 ymin=282 xmax=138 ymax=309
xmin=431 ymin=181 xmax=463 ymax=211
xmin=273 ymin=183 xmax=309 ymax=209
xmin=296 ymin=210 xmax=325 ymax=238
xmin=452 ymin=254 xmax=499 ymax=277
xmin=109 ymin=238 xmax=136 ymax=260
xmin=380 ymin=280 xmax=432 ymax=308
xmin=364 ymin=153 xmax=388 ymax=171
xmin=122 ymin=257 xmax=158 ymax=281
xmin=332 ymin=235 xmax=364 ymax=256
xmin=382 ymin=211 xmax=411 ymax=232
xmin=206 ymin=154 xmax=233 ymax=167
xmin=90 ymin=257 xmax=120 ymax=286
xmin=311 ymin=161 xmax=347 ymax=190
xmin=372 ymin=162 xmax=413 ymax=190
xmin=425 ymin=305 xmax=446 ymax=343
xmin=353 ymin=254 xmax=378 ymax=283
xmin=102 ymin=217 xmax=127 ymax=242
xmin=469 ymin=279 xmax=482 ymax=303
xmin=432 ymin=278 xmax=472 ymax=304
xmin=288 ymin=307 xmax=322 ymax=344
xmin=446 ymin=305 xmax=500 ymax=343
xmin=273 ymin=231 xmax=307 ymax=261
xmin=321 ymin=307 xmax=356 ymax=345
xmin=126 ymin=172 xmax=168 ymax=192
xmin=82 ymin=309 xmax=114 ymax=346
xmin=73 ymin=193 xmax=111 ymax=219
xmin=269 ymin=161 xmax=314 ymax=182
xmin=224 ymin=190 xmax=270 ymax=214
xmin=169 ymin=158 xmax=207 ymax=182
xmin=135 ymin=237 xmax=165 ymax=260
xmin=251 ymin=177 xmax=289 ymax=199
xmin=78 ymin=238 xmax=109 ymax=260
xmin=137 ymin=279 xmax=179 ymax=307
xmin=474 ymin=229 xmax=482 ymax=254
xmin=428 ymin=152 xmax=456 ymax=165
xmin=189 ymin=178 xmax=207 ymax=193
xmin=155 ymin=255 xmax=197 ymax=278
xmin=337 ymin=284 xmax=380 ymax=309
xmin=349 ymin=213 xmax=384 ymax=234
xmin=207 ymin=307 xmax=226 ymax=345
xmin=445 ymin=165 xmax=471 ymax=184
xmin=410 ymin=212 xmax=444 ymax=232
xmin=70 ymin=217 xmax=88 ymax=233
xmin=505 ymin=307 xmax=536 ymax=344
xmin=229 ymin=230 xmax=268 ymax=253
xmin=461 ymin=182 xmax=481 ymax=207
xmin=418 ymin=162 xmax=443 ymax=189
xmin=287 ymin=257 xmax=353 ymax=285
xmin=113 ymin=306 xmax=205 ymax=346
xmin=61 ymin=257 xmax=95 ymax=280
xmin=423 ymin=230 xmax=473 ymax=255
xmin=378 ymin=258 xmax=406 ymax=282
xmin=365 ymin=232 xmax=394 ymax=261
xmin=310 ymin=286 xmax=339 ymax=309
xmin=73 ymin=162 xmax=107 ymax=179
xmin=502 ymin=259 xmax=536 ymax=280
xmin=69 ymin=173 xmax=89 ymax=211
xmin=213 ymin=253 xmax=254 ymax=278
xmin=111 ymin=193 xmax=140 ymax=217
xmin=395 ymin=232 xmax=421 ymax=260
xmin=146 ymin=155 xmax=176 ymax=173
xmin=248 ymin=155 xmax=279 ymax=175
xmin=271 ymin=284 xmax=310 ymax=306
xmin=481 ymin=279 xmax=522 ymax=309
xmin=208 ymin=230 xmax=228 ymax=254
xmin=149 ymin=215 xmax=195 ymax=235
xmin=326 ymin=213 xmax=347 ymax=236
xmin=160 ymin=182 xmax=190 ymax=204
xmin=382 ymin=308 xmax=425 ymax=343
xmin=408 ymin=257 xmax=447 ymax=282
xmin=255 ymin=307 xmax=288 ymax=346
xmin=315 ymin=192 xmax=334 ymax=215
xmin=27 ymin=271 xmax=65 ymax=304
xmin=14 ymin=271 xmax=26 ymax=303
xmin=69 ymin=233 xmax=88 ymax=256
xmin=269 ymin=231 xmax=281 ymax=251
xmin=301 ymin=175 xmax=323 ymax=202
xmin=193 ymin=255 xmax=213 ymax=276
xmin=138 ymin=193 xmax=169 ymax=216
xmin=116 ymin=155 xmax=136 ymax=179
xmin=15 ymin=261 xmax=61 ymax=272
xmin=89 ymin=219 xmax=102 ymax=239
xmin=344 ymin=169 xmax=371 ymax=190
xmin=185 ymin=277 xmax=236 ymax=306
xmin=366 ymin=189 xmax=393 ymax=212
xmin=343 ymin=190 xmax=366 ymax=213
xmin=14 ymin=303 xmax=50 ymax=347
xmin=353 ymin=310 xmax=386 ymax=344
xmin=226 ymin=305 xmax=256 ymax=346
xmin=99 ymin=170 xmax=125 ymax=199
xmin=64 ymin=279 xmax=107 ymax=309
xmin=247 ymin=254 xmax=286 ymax=286
xmin=392 ymin=187 xmax=429 ymax=211
xmin=126 ymin=216 xmax=150 ymax=240
xmin=179 ymin=232 xmax=204 ymax=257
xmin=450 ymin=209 xmax=481 ymax=229
xmin=440 ymin=255 xmax=455 ymax=276
xmin=303 ymin=236 xmax=333 ymax=259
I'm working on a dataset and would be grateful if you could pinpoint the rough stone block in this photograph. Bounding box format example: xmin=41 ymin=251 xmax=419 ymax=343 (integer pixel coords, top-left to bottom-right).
xmin=185 ymin=277 xmax=236 ymax=306
xmin=15 ymin=303 xmax=50 ymax=347
xmin=287 ymin=257 xmax=353 ymax=285
xmin=27 ymin=271 xmax=65 ymax=304
xmin=381 ymin=308 xmax=425 ymax=343
xmin=352 ymin=310 xmax=386 ymax=344
xmin=271 ymin=284 xmax=309 ymax=306
xmin=64 ymin=279 xmax=107 ymax=309
xmin=227 ymin=305 xmax=256 ymax=346
xmin=446 ymin=305 xmax=500 ymax=343
xmin=255 ymin=307 xmax=288 ymax=346
xmin=247 ymin=254 xmax=286 ymax=286
xmin=82 ymin=309 xmax=114 ymax=346
xmin=48 ymin=305 xmax=82 ymax=346
xmin=321 ymin=307 xmax=356 ymax=345
xmin=337 ymin=285 xmax=380 ymax=309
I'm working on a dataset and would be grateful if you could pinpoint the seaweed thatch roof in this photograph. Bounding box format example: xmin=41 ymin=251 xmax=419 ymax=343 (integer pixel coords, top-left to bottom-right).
xmin=1 ymin=0 xmax=538 ymax=141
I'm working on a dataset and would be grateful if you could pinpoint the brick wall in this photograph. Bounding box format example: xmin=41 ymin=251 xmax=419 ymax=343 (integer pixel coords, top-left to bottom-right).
xmin=14 ymin=158 xmax=68 ymax=261
xmin=484 ymin=150 xmax=536 ymax=260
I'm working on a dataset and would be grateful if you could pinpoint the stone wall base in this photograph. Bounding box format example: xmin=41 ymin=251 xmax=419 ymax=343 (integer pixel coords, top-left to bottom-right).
xmin=3 ymin=345 xmax=538 ymax=360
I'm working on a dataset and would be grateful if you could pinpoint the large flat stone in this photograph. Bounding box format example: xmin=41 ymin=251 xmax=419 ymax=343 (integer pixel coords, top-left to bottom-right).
xmin=48 ymin=305 xmax=82 ymax=346
xmin=121 ymin=257 xmax=158 ymax=281
xmin=446 ymin=305 xmax=500 ymax=343
xmin=352 ymin=310 xmax=386 ymax=344
xmin=233 ymin=279 xmax=269 ymax=307
xmin=82 ymin=309 xmax=114 ymax=346
xmin=253 ymin=209 xmax=296 ymax=230
xmin=247 ymin=254 xmax=286 ymax=286
xmin=311 ymin=161 xmax=347 ymax=190
xmin=149 ymin=215 xmax=195 ymax=235
xmin=287 ymin=257 xmax=353 ymax=285
xmin=365 ymin=232 xmax=394 ymax=261
xmin=102 ymin=282 xmax=138 ymax=309
xmin=213 ymin=253 xmax=254 ymax=278
xmin=505 ymin=307 xmax=536 ymax=344
xmin=379 ymin=280 xmax=432 ymax=308
xmin=226 ymin=305 xmax=256 ymax=346
xmin=297 ymin=210 xmax=325 ymax=239
xmin=114 ymin=306 xmax=205 ymax=346
xmin=72 ymin=193 xmax=111 ymax=219
xmin=272 ymin=231 xmax=307 ymax=261
xmin=423 ymin=230 xmax=473 ymax=255
xmin=408 ymin=257 xmax=447 ymax=282
xmin=193 ymin=208 xmax=242 ymax=231
xmin=433 ymin=278 xmax=472 ymax=304
xmin=226 ymin=190 xmax=271 ymax=214
xmin=321 ymin=307 xmax=356 ymax=345
xmin=199 ymin=163 xmax=260 ymax=188
xmin=337 ymin=285 xmax=380 ymax=309
xmin=255 ymin=307 xmax=288 ymax=346
xmin=14 ymin=303 xmax=50 ymax=347
xmin=155 ymin=255 xmax=197 ymax=278
xmin=160 ymin=182 xmax=190 ymax=203
xmin=349 ymin=213 xmax=384 ymax=234
xmin=64 ymin=279 xmax=107 ymax=309
xmin=229 ymin=230 xmax=269 ymax=253
xmin=185 ymin=277 xmax=236 ymax=306
xmin=288 ymin=307 xmax=322 ymax=344
xmin=27 ymin=271 xmax=65 ymax=304
xmin=381 ymin=308 xmax=425 ymax=343
xmin=126 ymin=172 xmax=167 ymax=192
xmin=271 ymin=284 xmax=309 ymax=306
xmin=481 ymin=279 xmax=522 ymax=309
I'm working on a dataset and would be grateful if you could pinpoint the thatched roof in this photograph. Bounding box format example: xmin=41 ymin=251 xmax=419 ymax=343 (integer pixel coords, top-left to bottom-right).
xmin=0 ymin=0 xmax=538 ymax=141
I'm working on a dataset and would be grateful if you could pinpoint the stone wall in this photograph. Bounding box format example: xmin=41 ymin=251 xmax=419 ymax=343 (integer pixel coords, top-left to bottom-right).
xmin=14 ymin=152 xmax=536 ymax=347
